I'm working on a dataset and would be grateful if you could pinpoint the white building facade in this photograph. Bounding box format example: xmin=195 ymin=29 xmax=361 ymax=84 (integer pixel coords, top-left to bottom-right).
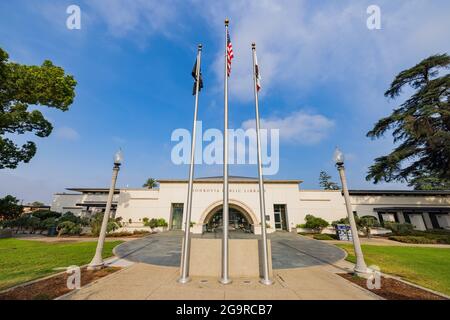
xmin=51 ymin=176 xmax=450 ymax=233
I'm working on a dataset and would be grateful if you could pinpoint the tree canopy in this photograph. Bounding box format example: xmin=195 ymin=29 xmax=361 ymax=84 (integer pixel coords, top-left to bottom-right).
xmin=143 ymin=178 xmax=158 ymax=189
xmin=319 ymin=171 xmax=340 ymax=190
xmin=366 ymin=54 xmax=450 ymax=190
xmin=0 ymin=47 xmax=77 ymax=169
xmin=0 ymin=195 xmax=22 ymax=220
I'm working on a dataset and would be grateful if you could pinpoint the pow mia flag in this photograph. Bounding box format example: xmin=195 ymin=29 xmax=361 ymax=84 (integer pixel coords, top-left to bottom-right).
xmin=192 ymin=60 xmax=203 ymax=95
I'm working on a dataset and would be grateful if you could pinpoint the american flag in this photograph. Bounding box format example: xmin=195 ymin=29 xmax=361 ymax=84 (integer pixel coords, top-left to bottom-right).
xmin=227 ymin=30 xmax=234 ymax=77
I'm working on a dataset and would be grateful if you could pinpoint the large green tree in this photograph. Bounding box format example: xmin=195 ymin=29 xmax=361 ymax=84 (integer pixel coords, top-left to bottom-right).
xmin=0 ymin=48 xmax=77 ymax=169
xmin=0 ymin=195 xmax=22 ymax=221
xmin=366 ymin=54 xmax=450 ymax=190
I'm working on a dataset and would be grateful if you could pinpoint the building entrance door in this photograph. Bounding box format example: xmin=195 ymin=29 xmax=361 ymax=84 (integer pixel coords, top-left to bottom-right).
xmin=206 ymin=207 xmax=252 ymax=233
xmin=170 ymin=203 xmax=184 ymax=230
xmin=274 ymin=204 xmax=288 ymax=231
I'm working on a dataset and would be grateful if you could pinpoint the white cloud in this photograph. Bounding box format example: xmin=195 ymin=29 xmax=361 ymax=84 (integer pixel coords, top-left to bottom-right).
xmin=87 ymin=0 xmax=179 ymax=39
xmin=197 ymin=0 xmax=450 ymax=103
xmin=54 ymin=126 xmax=80 ymax=141
xmin=74 ymin=0 xmax=450 ymax=105
xmin=242 ymin=110 xmax=334 ymax=145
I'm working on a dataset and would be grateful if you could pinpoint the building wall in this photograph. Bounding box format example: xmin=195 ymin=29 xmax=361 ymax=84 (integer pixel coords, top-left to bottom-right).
xmin=51 ymin=193 xmax=120 ymax=215
xmin=116 ymin=182 xmax=302 ymax=232
xmin=298 ymin=190 xmax=347 ymax=226
xmin=51 ymin=183 xmax=450 ymax=232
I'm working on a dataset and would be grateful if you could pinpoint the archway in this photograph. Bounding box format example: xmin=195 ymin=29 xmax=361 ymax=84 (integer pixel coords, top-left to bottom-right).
xmin=199 ymin=201 xmax=258 ymax=234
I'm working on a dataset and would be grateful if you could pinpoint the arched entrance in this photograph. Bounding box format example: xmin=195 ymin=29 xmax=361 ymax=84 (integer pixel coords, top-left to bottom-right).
xmin=200 ymin=201 xmax=258 ymax=234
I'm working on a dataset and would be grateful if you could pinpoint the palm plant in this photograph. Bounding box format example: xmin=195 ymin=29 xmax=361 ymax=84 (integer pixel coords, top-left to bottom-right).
xmin=143 ymin=178 xmax=158 ymax=189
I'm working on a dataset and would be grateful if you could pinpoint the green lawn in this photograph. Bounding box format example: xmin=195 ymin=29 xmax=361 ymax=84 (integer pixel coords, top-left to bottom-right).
xmin=0 ymin=238 xmax=122 ymax=290
xmin=337 ymin=244 xmax=450 ymax=295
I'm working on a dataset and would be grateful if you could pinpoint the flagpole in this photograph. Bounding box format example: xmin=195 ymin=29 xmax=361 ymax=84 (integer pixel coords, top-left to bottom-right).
xmin=252 ymin=43 xmax=272 ymax=285
xmin=220 ymin=18 xmax=231 ymax=285
xmin=179 ymin=43 xmax=202 ymax=284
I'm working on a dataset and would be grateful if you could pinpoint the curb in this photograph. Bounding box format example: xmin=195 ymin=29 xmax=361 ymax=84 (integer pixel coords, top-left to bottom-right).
xmin=55 ymin=262 xmax=132 ymax=300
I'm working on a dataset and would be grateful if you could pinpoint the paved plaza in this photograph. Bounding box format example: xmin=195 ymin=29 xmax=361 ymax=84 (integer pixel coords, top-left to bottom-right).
xmin=60 ymin=232 xmax=379 ymax=300
xmin=114 ymin=231 xmax=346 ymax=269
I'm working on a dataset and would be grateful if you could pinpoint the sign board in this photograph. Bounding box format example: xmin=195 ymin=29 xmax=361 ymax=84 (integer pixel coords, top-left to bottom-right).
xmin=336 ymin=224 xmax=353 ymax=241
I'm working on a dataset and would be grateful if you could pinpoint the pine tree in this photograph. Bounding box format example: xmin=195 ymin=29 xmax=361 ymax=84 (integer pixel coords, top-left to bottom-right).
xmin=366 ymin=54 xmax=450 ymax=189
xmin=319 ymin=171 xmax=340 ymax=190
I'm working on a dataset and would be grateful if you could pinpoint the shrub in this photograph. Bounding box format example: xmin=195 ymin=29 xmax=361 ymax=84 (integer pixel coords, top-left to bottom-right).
xmin=332 ymin=217 xmax=349 ymax=227
xmin=59 ymin=212 xmax=82 ymax=225
xmin=157 ymin=218 xmax=168 ymax=227
xmin=144 ymin=218 xmax=158 ymax=229
xmin=27 ymin=216 xmax=41 ymax=234
xmin=303 ymin=214 xmax=329 ymax=232
xmin=384 ymin=222 xmax=414 ymax=235
xmin=40 ymin=217 xmax=58 ymax=230
xmin=57 ymin=221 xmax=82 ymax=236
xmin=32 ymin=210 xmax=61 ymax=221
xmin=144 ymin=218 xmax=168 ymax=228
xmin=107 ymin=230 xmax=151 ymax=237
xmin=89 ymin=212 xmax=120 ymax=236
xmin=359 ymin=215 xmax=380 ymax=238
xmin=389 ymin=235 xmax=437 ymax=244
xmin=313 ymin=234 xmax=337 ymax=240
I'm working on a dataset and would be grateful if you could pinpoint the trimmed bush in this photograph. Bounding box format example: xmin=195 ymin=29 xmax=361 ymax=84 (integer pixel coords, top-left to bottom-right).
xmin=143 ymin=218 xmax=168 ymax=229
xmin=108 ymin=230 xmax=151 ymax=237
xmin=389 ymin=236 xmax=437 ymax=244
xmin=313 ymin=234 xmax=337 ymax=241
xmin=32 ymin=210 xmax=61 ymax=221
xmin=302 ymin=215 xmax=329 ymax=232
xmin=157 ymin=218 xmax=168 ymax=227
xmin=384 ymin=222 xmax=414 ymax=235
xmin=57 ymin=221 xmax=82 ymax=236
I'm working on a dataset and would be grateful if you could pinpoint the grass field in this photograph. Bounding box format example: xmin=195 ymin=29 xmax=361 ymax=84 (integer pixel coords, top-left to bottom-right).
xmin=337 ymin=244 xmax=450 ymax=296
xmin=0 ymin=238 xmax=122 ymax=290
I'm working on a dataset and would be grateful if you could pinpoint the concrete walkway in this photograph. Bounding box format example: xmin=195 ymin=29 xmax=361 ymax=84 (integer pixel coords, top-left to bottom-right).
xmin=114 ymin=231 xmax=346 ymax=269
xmin=60 ymin=232 xmax=379 ymax=300
xmin=62 ymin=262 xmax=379 ymax=300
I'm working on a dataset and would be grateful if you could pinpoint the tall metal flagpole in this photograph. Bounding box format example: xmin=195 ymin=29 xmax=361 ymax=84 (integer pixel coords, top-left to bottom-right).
xmin=220 ymin=18 xmax=231 ymax=285
xmin=179 ymin=44 xmax=202 ymax=284
xmin=252 ymin=43 xmax=272 ymax=285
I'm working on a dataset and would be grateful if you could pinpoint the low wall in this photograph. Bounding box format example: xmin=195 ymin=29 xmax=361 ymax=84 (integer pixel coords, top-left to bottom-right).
xmin=0 ymin=228 xmax=12 ymax=239
xmin=187 ymin=238 xmax=273 ymax=278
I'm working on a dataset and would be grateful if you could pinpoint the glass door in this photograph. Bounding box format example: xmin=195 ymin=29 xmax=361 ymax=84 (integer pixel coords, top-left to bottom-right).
xmin=170 ymin=203 xmax=184 ymax=230
xmin=274 ymin=204 xmax=287 ymax=230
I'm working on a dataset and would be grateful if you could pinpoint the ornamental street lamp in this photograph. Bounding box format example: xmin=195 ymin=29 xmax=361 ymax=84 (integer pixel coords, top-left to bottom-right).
xmin=334 ymin=148 xmax=370 ymax=276
xmin=87 ymin=149 xmax=123 ymax=270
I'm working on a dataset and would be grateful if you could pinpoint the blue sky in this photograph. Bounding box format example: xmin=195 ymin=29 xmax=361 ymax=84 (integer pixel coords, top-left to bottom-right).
xmin=1 ymin=0 xmax=449 ymax=204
